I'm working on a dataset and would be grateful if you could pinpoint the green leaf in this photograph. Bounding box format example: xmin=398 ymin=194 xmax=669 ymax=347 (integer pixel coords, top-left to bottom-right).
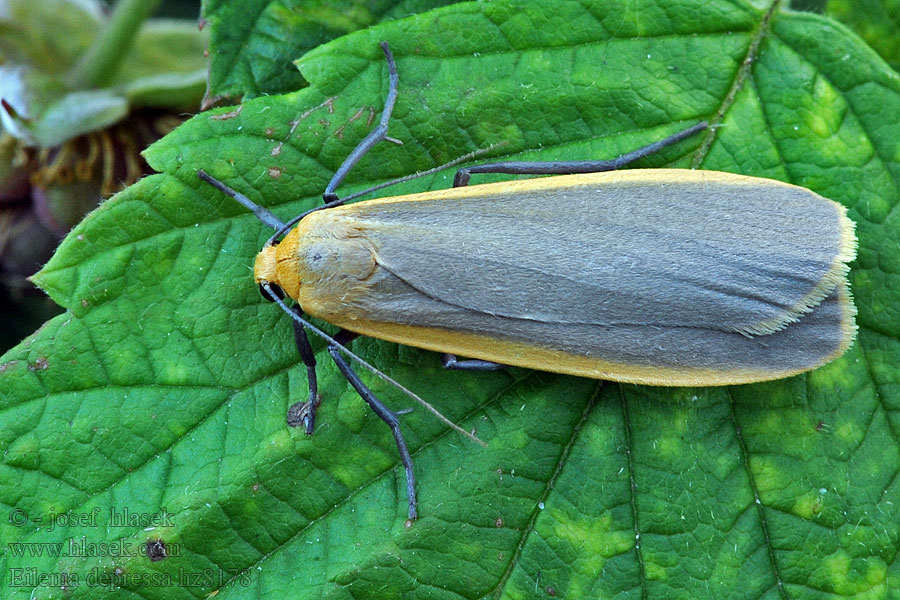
xmin=201 ymin=0 xmax=460 ymax=100
xmin=4 ymin=0 xmax=900 ymax=598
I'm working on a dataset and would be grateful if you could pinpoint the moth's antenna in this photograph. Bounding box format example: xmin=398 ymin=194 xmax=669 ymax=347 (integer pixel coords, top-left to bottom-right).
xmin=264 ymin=283 xmax=486 ymax=447
xmin=197 ymin=170 xmax=285 ymax=230
xmin=199 ymin=143 xmax=506 ymax=243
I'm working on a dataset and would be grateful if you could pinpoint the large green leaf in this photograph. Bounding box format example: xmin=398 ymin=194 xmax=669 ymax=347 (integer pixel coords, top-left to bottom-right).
xmin=3 ymin=0 xmax=899 ymax=598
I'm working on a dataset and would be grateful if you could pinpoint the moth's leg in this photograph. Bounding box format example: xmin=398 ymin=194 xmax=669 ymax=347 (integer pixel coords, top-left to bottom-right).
xmin=322 ymin=42 xmax=402 ymax=204
xmin=453 ymin=121 xmax=707 ymax=187
xmin=327 ymin=329 xmax=418 ymax=520
xmin=441 ymin=354 xmax=507 ymax=371
xmin=286 ymin=306 xmax=320 ymax=434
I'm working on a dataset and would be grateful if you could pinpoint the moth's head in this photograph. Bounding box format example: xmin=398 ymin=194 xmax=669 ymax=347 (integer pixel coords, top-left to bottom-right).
xmin=253 ymin=227 xmax=302 ymax=302
xmin=253 ymin=245 xmax=285 ymax=302
xmin=253 ymin=244 xmax=279 ymax=290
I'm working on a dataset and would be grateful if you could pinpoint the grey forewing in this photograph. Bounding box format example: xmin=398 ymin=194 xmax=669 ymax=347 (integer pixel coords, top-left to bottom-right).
xmin=352 ymin=177 xmax=844 ymax=334
xmin=342 ymin=260 xmax=848 ymax=371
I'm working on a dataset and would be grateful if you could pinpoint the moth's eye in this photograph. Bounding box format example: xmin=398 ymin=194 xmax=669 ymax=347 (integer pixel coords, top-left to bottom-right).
xmin=259 ymin=283 xmax=284 ymax=302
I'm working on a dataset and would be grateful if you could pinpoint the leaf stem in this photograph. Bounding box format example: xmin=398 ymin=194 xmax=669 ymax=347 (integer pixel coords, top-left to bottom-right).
xmin=68 ymin=0 xmax=163 ymax=89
